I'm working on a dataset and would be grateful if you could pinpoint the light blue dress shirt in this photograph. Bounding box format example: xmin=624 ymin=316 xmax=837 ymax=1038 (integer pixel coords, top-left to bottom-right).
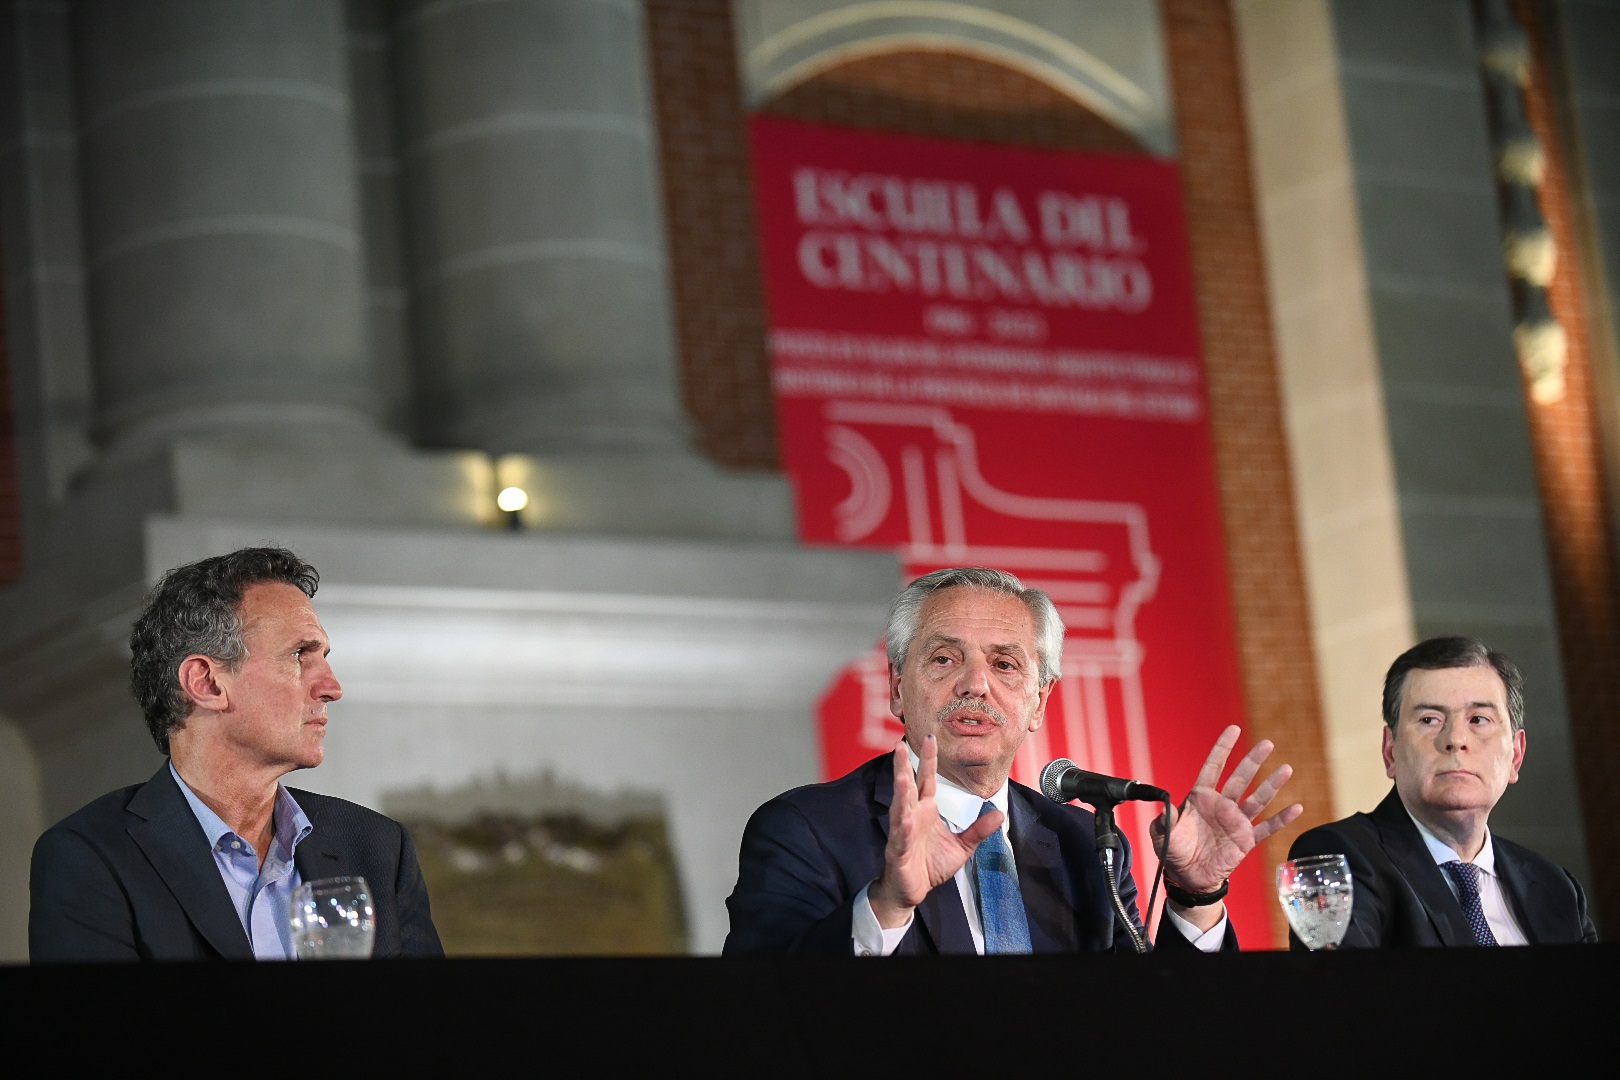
xmin=170 ymin=762 xmax=313 ymax=960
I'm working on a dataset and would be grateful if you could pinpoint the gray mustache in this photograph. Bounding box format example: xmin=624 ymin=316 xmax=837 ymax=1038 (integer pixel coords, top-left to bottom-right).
xmin=935 ymin=698 xmax=1007 ymax=725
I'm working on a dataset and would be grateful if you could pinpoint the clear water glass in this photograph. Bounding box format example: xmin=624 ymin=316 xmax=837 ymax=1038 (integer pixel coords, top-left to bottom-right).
xmin=1277 ymin=854 xmax=1353 ymax=951
xmin=289 ymin=876 xmax=376 ymax=960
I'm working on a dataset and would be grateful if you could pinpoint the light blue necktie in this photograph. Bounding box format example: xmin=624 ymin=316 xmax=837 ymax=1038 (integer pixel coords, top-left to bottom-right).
xmin=973 ymin=800 xmax=1032 ymax=954
xmin=1441 ymin=861 xmax=1499 ymax=946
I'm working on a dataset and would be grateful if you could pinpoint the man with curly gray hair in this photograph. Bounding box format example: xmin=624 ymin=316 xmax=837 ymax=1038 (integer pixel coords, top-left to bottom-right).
xmin=30 ymin=547 xmax=442 ymax=962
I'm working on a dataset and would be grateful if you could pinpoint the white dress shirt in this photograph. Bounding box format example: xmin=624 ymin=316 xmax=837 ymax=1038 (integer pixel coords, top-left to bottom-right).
xmin=1407 ymin=810 xmax=1528 ymax=946
xmin=852 ymin=746 xmax=1223 ymax=954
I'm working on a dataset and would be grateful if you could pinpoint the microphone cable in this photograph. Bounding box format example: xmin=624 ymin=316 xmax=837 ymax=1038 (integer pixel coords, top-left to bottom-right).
xmin=1142 ymin=798 xmax=1172 ymax=943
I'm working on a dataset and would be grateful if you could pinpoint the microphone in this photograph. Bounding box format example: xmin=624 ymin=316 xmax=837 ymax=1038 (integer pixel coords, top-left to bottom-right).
xmin=1040 ymin=758 xmax=1168 ymax=806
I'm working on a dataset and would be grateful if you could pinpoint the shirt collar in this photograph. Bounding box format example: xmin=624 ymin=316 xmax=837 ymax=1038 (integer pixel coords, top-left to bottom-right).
xmin=1405 ymin=805 xmax=1497 ymax=878
xmin=170 ymin=760 xmax=313 ymax=859
xmin=904 ymin=742 xmax=1010 ymax=833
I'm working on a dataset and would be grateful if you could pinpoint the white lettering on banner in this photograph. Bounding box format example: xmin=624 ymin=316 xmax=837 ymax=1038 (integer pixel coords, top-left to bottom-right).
xmin=772 ymin=367 xmax=1202 ymax=420
xmin=770 ymin=328 xmax=1199 ymax=385
xmin=767 ymin=328 xmax=1203 ymax=420
xmin=1038 ymin=192 xmax=1143 ymax=252
xmin=794 ymin=232 xmax=1152 ymax=311
xmin=793 ymin=168 xmax=1136 ymax=251
xmin=789 ymin=167 xmax=1153 ymax=311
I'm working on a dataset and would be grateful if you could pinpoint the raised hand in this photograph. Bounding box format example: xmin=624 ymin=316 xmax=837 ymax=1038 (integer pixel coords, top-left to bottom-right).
xmin=1154 ymin=725 xmax=1304 ymax=895
xmin=867 ymin=735 xmax=1002 ymax=929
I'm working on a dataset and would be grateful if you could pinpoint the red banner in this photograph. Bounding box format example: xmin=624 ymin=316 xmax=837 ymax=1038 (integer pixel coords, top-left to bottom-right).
xmin=749 ymin=116 xmax=1266 ymax=941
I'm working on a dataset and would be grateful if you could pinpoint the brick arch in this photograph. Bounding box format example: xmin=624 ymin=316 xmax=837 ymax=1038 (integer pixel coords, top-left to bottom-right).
xmin=758 ymin=47 xmax=1145 ymax=155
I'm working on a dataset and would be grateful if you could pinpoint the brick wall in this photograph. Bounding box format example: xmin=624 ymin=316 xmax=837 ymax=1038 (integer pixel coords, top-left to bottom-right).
xmin=1160 ymin=0 xmax=1332 ymax=945
xmin=644 ymin=0 xmax=777 ymax=470
xmin=1516 ymin=0 xmax=1620 ymax=929
xmin=0 ymin=238 xmax=19 ymax=586
xmin=644 ymin=0 xmax=1330 ymax=945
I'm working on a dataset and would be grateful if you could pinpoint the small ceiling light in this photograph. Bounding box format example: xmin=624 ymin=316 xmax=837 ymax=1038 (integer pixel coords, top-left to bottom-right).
xmin=496 ymin=486 xmax=529 ymax=513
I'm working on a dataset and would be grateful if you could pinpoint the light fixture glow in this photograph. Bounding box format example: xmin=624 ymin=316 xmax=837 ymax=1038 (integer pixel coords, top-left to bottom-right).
xmin=496 ymin=486 xmax=529 ymax=513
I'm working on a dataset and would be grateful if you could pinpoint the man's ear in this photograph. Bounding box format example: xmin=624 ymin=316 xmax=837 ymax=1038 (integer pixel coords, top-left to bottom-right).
xmin=1508 ymin=728 xmax=1527 ymax=784
xmin=176 ymin=654 xmax=230 ymax=716
xmin=1029 ymin=678 xmax=1055 ymax=732
xmin=889 ymin=662 xmax=904 ymax=721
xmin=1382 ymin=723 xmax=1397 ymax=780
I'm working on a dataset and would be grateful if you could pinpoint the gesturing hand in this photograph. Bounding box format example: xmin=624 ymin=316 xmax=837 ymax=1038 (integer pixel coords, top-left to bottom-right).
xmin=1153 ymin=725 xmax=1304 ymax=895
xmin=867 ymin=735 xmax=1001 ymax=929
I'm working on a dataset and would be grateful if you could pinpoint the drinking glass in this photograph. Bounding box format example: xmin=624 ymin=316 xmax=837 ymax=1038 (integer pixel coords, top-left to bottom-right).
xmin=288 ymin=876 xmax=376 ymax=960
xmin=1276 ymin=854 xmax=1353 ymax=951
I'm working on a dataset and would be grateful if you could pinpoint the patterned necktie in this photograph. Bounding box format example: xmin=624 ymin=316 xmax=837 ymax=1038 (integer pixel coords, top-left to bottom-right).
xmin=1440 ymin=860 xmax=1499 ymax=947
xmin=973 ymin=800 xmax=1032 ymax=954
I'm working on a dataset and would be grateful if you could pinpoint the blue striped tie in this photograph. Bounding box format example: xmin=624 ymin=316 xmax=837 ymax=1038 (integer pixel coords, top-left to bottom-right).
xmin=1441 ymin=861 xmax=1499 ymax=946
xmin=973 ymin=800 xmax=1032 ymax=954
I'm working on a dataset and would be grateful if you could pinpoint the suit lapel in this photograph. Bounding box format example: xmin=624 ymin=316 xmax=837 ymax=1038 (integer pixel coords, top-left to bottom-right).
xmin=872 ymin=755 xmax=976 ymax=954
xmin=292 ymin=795 xmax=343 ymax=882
xmin=1370 ymin=791 xmax=1473 ymax=947
xmin=127 ymin=764 xmax=253 ymax=960
xmin=1493 ymin=843 xmax=1552 ymax=945
xmin=1008 ymin=786 xmax=1075 ymax=954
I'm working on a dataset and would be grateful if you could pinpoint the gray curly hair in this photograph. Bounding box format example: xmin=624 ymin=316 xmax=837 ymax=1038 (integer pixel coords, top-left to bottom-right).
xmin=885 ymin=567 xmax=1064 ymax=685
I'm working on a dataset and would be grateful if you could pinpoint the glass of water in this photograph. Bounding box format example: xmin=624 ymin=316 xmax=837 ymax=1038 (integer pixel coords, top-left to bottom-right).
xmin=1277 ymin=854 xmax=1353 ymax=951
xmin=289 ymin=876 xmax=376 ymax=960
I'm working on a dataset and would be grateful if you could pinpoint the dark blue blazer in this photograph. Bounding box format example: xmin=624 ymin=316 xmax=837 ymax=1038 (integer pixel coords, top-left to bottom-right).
xmin=29 ymin=762 xmax=444 ymax=962
xmin=723 ymin=753 xmax=1232 ymax=955
xmin=1288 ymin=788 xmax=1597 ymax=948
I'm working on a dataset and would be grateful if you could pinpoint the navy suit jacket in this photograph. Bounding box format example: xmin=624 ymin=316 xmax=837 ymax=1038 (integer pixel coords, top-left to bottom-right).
xmin=723 ymin=754 xmax=1233 ymax=955
xmin=29 ymin=762 xmax=445 ymax=962
xmin=1288 ymin=788 xmax=1597 ymax=948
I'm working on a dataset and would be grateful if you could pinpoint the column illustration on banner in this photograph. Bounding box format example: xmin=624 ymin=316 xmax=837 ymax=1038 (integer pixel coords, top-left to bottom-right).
xmin=820 ymin=400 xmax=1164 ymax=885
xmin=826 ymin=401 xmax=1158 ymax=784
xmin=748 ymin=114 xmax=1262 ymax=935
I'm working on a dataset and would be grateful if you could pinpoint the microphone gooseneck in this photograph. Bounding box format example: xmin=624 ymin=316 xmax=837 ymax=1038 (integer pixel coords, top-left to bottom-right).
xmin=1042 ymin=758 xmax=1162 ymax=954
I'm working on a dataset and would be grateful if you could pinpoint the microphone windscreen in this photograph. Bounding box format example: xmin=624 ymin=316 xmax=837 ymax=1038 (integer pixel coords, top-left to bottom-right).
xmin=1040 ymin=757 xmax=1077 ymax=803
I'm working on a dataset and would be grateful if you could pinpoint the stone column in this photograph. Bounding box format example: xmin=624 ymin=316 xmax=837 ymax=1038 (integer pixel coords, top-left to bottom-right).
xmin=1326 ymin=0 xmax=1590 ymax=884
xmin=73 ymin=0 xmax=379 ymax=462
xmin=391 ymin=0 xmax=688 ymax=454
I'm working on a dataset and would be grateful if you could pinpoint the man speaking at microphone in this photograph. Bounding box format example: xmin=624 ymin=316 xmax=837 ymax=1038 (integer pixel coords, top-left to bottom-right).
xmin=723 ymin=567 xmax=1302 ymax=955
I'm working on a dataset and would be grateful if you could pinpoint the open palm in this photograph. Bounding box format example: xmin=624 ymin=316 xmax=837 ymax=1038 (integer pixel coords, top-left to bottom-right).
xmin=1156 ymin=725 xmax=1303 ymax=893
xmin=867 ymin=735 xmax=1002 ymax=927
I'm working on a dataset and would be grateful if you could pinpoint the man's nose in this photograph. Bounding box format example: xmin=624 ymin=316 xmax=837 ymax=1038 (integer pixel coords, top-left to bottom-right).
xmin=1439 ymin=716 xmax=1468 ymax=750
xmin=312 ymin=658 xmax=343 ymax=703
xmin=954 ymin=656 xmax=992 ymax=696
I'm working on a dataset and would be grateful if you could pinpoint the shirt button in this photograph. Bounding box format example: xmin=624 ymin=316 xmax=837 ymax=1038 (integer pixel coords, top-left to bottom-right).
xmin=231 ymin=840 xmax=242 ymax=850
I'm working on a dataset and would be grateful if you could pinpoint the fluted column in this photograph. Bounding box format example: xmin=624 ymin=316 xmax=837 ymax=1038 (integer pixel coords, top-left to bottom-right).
xmin=73 ymin=0 xmax=380 ymax=461
xmin=392 ymin=0 xmax=688 ymax=454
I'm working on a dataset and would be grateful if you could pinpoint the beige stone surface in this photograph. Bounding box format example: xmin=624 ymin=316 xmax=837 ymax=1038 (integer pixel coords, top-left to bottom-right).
xmin=1235 ymin=0 xmax=1415 ymax=820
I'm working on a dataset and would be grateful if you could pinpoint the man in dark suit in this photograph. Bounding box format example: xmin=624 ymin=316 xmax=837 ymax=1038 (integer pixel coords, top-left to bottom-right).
xmin=1289 ymin=636 xmax=1596 ymax=947
xmin=724 ymin=567 xmax=1303 ymax=955
xmin=30 ymin=547 xmax=443 ymax=961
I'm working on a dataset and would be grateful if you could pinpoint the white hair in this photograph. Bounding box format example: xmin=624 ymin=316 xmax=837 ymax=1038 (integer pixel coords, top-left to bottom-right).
xmin=885 ymin=567 xmax=1064 ymax=685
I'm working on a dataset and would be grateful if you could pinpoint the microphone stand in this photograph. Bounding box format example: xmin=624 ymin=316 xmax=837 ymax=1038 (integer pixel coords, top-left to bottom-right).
xmin=1093 ymin=801 xmax=1149 ymax=954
